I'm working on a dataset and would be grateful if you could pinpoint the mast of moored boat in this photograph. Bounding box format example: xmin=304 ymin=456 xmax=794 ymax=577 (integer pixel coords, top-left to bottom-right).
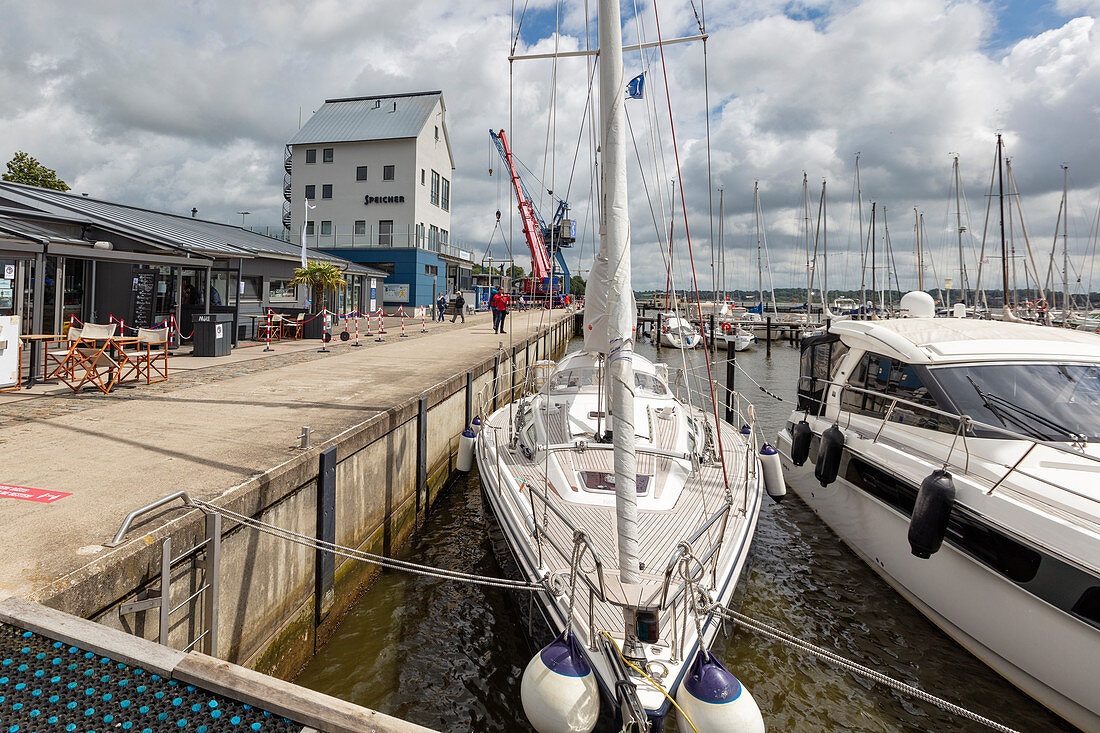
xmin=914 ymin=208 xmax=923 ymax=292
xmin=1062 ymin=165 xmax=1070 ymax=319
xmin=997 ymin=134 xmax=1010 ymax=316
xmin=597 ymin=0 xmax=641 ymax=620
xmin=802 ymin=173 xmax=812 ymax=323
xmin=856 ymin=154 xmax=866 ymax=317
xmin=953 ymin=156 xmax=969 ymax=310
xmin=870 ymin=202 xmax=877 ymax=314
xmin=755 ymin=181 xmax=764 ymax=313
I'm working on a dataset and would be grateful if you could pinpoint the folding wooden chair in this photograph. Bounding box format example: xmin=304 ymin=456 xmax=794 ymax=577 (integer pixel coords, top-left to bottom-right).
xmin=258 ymin=315 xmax=283 ymax=341
xmin=282 ymin=313 xmax=305 ymax=339
xmin=57 ymin=322 xmax=119 ymax=394
xmin=118 ymin=328 xmax=170 ymax=384
xmin=45 ymin=326 xmax=81 ymax=379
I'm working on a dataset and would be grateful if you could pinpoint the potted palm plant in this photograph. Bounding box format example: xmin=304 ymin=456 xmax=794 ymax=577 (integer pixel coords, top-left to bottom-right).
xmin=290 ymin=260 xmax=346 ymax=338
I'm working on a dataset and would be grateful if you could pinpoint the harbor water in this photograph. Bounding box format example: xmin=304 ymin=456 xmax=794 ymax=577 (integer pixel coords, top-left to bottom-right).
xmin=294 ymin=336 xmax=1075 ymax=732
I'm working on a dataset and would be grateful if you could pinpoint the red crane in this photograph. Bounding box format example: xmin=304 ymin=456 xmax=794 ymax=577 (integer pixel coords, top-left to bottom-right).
xmin=491 ymin=129 xmax=553 ymax=279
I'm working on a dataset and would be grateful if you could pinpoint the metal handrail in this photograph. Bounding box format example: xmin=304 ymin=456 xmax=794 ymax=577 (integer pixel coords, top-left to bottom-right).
xmin=525 ymin=481 xmax=608 ymax=603
xmin=105 ymin=490 xmax=194 ymax=547
xmin=658 ymin=501 xmax=732 ymax=609
xmin=812 ymin=380 xmax=1100 ymax=505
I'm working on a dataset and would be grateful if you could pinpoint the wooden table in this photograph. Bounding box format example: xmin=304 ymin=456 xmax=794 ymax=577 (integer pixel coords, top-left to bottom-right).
xmin=18 ymin=334 xmax=65 ymax=388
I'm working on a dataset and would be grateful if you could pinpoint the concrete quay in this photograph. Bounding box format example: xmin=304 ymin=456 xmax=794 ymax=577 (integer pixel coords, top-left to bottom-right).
xmin=0 ymin=308 xmax=573 ymax=686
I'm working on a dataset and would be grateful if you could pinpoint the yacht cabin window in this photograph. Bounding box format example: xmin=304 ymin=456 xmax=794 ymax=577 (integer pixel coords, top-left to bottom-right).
xmin=841 ymin=352 xmax=953 ymax=432
xmin=797 ymin=334 xmax=848 ymax=414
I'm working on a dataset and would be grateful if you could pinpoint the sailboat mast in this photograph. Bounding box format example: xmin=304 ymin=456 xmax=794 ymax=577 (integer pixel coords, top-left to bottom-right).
xmin=997 ymin=135 xmax=1009 ymax=313
xmin=803 ymin=173 xmax=811 ymax=318
xmin=954 ymin=156 xmax=966 ymax=309
xmin=821 ymin=180 xmax=828 ymax=314
xmin=755 ymin=181 xmax=763 ymax=309
xmin=856 ymin=154 xmax=866 ymax=315
xmin=871 ymin=202 xmax=877 ymax=311
xmin=1062 ymin=165 xmax=1070 ymax=316
xmin=718 ymin=187 xmax=725 ymax=304
xmin=915 ymin=208 xmax=923 ymax=291
xmin=598 ymin=0 xmax=640 ymax=587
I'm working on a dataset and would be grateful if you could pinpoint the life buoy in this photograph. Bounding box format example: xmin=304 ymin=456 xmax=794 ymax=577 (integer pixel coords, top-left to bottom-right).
xmin=1024 ymin=300 xmax=1034 ymax=309
xmin=1036 ymin=298 xmax=1048 ymax=310
xmin=721 ymin=322 xmax=733 ymax=333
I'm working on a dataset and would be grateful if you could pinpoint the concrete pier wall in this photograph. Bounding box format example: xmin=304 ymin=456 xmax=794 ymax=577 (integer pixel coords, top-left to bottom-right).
xmin=49 ymin=315 xmax=572 ymax=679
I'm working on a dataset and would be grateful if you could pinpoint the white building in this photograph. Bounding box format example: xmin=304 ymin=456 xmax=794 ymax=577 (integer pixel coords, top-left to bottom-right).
xmin=285 ymin=91 xmax=471 ymax=307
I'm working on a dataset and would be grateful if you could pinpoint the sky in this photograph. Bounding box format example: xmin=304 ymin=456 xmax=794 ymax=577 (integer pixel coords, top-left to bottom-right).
xmin=2 ymin=0 xmax=1099 ymax=295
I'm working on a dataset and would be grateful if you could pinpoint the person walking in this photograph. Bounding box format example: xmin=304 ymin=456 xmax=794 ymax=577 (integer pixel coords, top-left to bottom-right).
xmin=490 ymin=288 xmax=509 ymax=333
xmin=450 ymin=291 xmax=465 ymax=323
xmin=436 ymin=292 xmax=447 ymax=322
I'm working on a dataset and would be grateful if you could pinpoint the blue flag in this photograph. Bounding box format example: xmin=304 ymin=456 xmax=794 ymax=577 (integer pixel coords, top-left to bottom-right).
xmin=626 ymin=73 xmax=644 ymax=99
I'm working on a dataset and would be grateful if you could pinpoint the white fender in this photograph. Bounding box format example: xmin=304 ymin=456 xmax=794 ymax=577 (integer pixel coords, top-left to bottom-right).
xmin=676 ymin=650 xmax=765 ymax=733
xmin=759 ymin=443 xmax=785 ymax=502
xmin=457 ymin=428 xmax=476 ymax=472
xmin=520 ymin=631 xmax=599 ymax=733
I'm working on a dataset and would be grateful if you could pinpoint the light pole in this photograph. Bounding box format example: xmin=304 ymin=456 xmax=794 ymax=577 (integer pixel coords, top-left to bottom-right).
xmin=238 ymin=211 xmax=251 ymax=228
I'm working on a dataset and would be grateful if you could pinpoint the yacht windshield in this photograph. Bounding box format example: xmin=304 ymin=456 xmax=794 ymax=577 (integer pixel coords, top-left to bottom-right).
xmin=549 ymin=367 xmax=599 ymax=391
xmin=931 ymin=363 xmax=1100 ymax=442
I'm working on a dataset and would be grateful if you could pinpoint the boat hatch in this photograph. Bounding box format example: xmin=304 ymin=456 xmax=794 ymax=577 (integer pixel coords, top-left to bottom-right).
xmin=579 ymin=470 xmax=650 ymax=494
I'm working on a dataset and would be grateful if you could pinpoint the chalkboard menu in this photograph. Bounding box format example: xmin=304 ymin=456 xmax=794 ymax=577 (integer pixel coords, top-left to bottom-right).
xmin=131 ymin=267 xmax=157 ymax=328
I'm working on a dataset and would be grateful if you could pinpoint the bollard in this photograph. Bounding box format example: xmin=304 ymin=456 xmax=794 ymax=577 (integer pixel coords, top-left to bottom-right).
xmin=725 ymin=340 xmax=736 ymax=424
xmin=655 ymin=312 xmax=663 ymax=350
xmin=766 ymin=316 xmax=772 ymax=358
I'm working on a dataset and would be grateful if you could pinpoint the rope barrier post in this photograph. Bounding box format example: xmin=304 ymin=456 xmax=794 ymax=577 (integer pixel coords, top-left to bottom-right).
xmin=375 ymin=308 xmax=385 ymax=342
xmin=766 ymin=316 xmax=773 ymax=358
xmin=400 ymin=307 xmax=408 ymax=337
xmin=318 ymin=308 xmax=329 ymax=353
xmin=263 ymin=309 xmax=273 ymax=352
xmin=421 ymin=305 xmax=427 ymax=332
xmin=725 ymin=339 xmax=735 ymax=424
xmin=353 ymin=312 xmax=361 ymax=346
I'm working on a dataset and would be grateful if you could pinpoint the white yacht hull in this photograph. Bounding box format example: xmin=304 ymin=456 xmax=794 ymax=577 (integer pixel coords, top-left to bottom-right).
xmin=777 ymin=426 xmax=1100 ymax=732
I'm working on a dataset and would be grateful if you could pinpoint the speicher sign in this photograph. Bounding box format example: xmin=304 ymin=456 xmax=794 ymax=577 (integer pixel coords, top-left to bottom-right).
xmin=364 ymin=195 xmax=405 ymax=206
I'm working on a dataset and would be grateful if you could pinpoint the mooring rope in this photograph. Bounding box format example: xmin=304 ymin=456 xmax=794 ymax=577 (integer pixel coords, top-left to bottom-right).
xmin=191 ymin=499 xmax=546 ymax=592
xmin=709 ymin=604 xmax=1020 ymax=733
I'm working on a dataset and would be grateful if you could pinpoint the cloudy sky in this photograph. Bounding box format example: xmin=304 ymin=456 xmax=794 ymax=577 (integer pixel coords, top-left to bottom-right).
xmin=3 ymin=0 xmax=1099 ymax=294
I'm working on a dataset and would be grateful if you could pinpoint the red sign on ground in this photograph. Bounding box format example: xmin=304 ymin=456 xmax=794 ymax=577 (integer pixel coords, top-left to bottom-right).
xmin=0 ymin=485 xmax=72 ymax=503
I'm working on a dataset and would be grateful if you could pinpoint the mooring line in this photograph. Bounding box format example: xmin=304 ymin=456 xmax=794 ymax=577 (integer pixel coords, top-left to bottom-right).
xmin=710 ymin=604 xmax=1020 ymax=733
xmin=192 ymin=499 xmax=546 ymax=592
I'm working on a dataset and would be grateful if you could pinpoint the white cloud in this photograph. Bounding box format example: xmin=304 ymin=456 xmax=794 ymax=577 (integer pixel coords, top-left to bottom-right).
xmin=1 ymin=0 xmax=1097 ymax=293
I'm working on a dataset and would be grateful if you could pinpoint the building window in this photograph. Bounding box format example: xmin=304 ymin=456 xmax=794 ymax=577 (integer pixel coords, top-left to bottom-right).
xmin=425 ymin=265 xmax=438 ymax=276
xmin=354 ymin=220 xmax=366 ymax=235
xmin=431 ymin=170 xmax=440 ymax=206
xmin=269 ymin=279 xmax=297 ymax=301
xmin=305 ymin=221 xmax=315 ymax=235
xmin=241 ymin=276 xmax=263 ymax=300
xmin=305 ymin=185 xmax=315 ymax=200
xmin=440 ymin=229 xmax=448 ymax=246
xmin=322 ymin=148 xmax=334 ymax=163
xmin=441 ymin=178 xmax=450 ymax=211
xmin=356 ymin=166 xmax=367 ymax=181
xmin=428 ymin=225 xmax=439 ymax=251
xmin=305 ymin=149 xmax=316 ymax=164
xmin=383 ymin=165 xmax=395 ymax=181
xmin=379 ymin=220 xmax=393 ymax=246
xmin=322 ymin=184 xmax=332 ymax=199
xmin=320 ymin=220 xmax=332 ymax=236
xmin=421 ymin=169 xmax=425 ymax=185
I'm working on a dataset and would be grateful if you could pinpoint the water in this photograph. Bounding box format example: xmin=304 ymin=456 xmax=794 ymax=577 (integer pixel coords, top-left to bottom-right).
xmin=294 ymin=338 xmax=1075 ymax=732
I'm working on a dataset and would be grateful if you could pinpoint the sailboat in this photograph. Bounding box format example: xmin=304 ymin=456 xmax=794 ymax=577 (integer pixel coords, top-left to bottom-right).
xmin=474 ymin=2 xmax=768 ymax=731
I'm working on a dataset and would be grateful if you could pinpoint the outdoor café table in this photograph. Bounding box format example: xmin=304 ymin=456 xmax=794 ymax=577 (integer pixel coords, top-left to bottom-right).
xmin=18 ymin=333 xmax=64 ymax=388
xmin=242 ymin=314 xmax=271 ymax=341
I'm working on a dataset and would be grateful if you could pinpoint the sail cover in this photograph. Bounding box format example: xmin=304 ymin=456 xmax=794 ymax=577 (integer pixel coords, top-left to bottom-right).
xmin=582 ymin=248 xmax=637 ymax=354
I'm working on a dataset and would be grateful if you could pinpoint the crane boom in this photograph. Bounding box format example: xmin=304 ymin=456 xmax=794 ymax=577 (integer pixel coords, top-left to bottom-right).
xmin=490 ymin=129 xmax=553 ymax=279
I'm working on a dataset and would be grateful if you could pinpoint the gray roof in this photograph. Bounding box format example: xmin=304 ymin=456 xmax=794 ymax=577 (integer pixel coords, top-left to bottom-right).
xmin=287 ymin=92 xmax=442 ymax=145
xmin=0 ymin=181 xmax=386 ymax=277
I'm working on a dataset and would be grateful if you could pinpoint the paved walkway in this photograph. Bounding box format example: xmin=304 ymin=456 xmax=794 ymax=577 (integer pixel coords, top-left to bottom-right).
xmin=0 ymin=308 xmax=572 ymax=602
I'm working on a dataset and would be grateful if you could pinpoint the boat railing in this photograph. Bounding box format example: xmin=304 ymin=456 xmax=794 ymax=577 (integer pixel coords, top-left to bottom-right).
xmin=658 ymin=500 xmax=733 ymax=611
xmin=524 ymin=481 xmax=609 ymax=606
xmin=818 ymin=380 xmax=1100 ymax=506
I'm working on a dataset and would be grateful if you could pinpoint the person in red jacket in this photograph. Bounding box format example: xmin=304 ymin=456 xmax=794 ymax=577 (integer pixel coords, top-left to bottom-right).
xmin=490 ymin=288 xmax=509 ymax=333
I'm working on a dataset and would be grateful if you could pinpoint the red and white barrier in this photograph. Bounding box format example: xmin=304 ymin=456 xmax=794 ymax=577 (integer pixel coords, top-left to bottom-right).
xmin=399 ymin=307 xmax=408 ymax=338
xmin=263 ymin=309 xmax=274 ymax=351
xmin=318 ymin=308 xmax=329 ymax=352
xmin=375 ymin=308 xmax=385 ymax=342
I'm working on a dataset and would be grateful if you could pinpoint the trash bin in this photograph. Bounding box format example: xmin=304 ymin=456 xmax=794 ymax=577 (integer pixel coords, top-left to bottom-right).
xmin=192 ymin=313 xmax=234 ymax=357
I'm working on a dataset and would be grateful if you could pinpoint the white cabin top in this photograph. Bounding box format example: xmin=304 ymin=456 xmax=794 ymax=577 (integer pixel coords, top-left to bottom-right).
xmin=831 ymin=318 xmax=1100 ymax=366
